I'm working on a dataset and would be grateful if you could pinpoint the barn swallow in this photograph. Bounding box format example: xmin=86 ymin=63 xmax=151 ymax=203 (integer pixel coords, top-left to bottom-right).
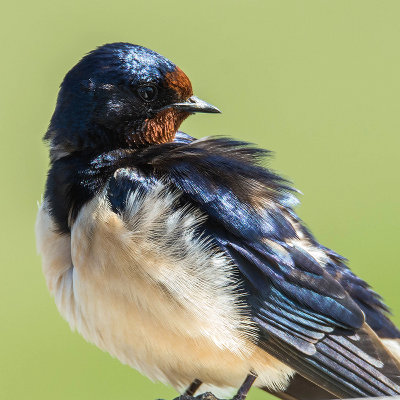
xmin=36 ymin=42 xmax=400 ymax=400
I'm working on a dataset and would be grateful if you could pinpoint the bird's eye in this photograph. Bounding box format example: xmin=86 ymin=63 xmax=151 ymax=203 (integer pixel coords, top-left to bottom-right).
xmin=137 ymin=85 xmax=158 ymax=102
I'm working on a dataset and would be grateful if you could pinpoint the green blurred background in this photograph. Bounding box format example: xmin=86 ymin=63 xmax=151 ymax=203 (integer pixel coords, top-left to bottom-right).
xmin=1 ymin=1 xmax=400 ymax=399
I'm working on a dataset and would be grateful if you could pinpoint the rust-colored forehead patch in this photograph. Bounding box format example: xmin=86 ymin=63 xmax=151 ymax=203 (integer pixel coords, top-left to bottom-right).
xmin=164 ymin=67 xmax=193 ymax=100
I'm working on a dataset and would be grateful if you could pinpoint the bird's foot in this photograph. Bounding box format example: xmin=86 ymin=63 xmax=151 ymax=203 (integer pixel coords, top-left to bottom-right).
xmin=169 ymin=372 xmax=257 ymax=400
xmin=172 ymin=393 xmax=220 ymax=400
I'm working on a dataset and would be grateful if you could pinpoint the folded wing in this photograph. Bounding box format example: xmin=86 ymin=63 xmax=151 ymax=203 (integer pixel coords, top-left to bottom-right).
xmin=111 ymin=135 xmax=400 ymax=397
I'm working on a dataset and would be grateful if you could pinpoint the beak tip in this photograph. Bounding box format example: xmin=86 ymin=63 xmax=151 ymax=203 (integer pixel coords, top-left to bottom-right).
xmin=170 ymin=96 xmax=222 ymax=114
xmin=212 ymin=107 xmax=222 ymax=114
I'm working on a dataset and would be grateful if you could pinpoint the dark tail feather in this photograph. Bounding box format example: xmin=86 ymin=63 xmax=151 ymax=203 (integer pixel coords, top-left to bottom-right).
xmin=261 ymin=374 xmax=336 ymax=400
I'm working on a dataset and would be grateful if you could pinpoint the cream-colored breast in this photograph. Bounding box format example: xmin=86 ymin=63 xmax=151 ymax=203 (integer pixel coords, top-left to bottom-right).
xmin=35 ymin=183 xmax=293 ymax=394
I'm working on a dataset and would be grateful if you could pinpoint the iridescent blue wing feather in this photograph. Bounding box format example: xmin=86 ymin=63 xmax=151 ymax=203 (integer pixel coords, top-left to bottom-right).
xmin=103 ymin=134 xmax=400 ymax=397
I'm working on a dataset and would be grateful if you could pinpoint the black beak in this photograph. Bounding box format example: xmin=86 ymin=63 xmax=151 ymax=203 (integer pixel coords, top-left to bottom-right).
xmin=170 ymin=96 xmax=221 ymax=114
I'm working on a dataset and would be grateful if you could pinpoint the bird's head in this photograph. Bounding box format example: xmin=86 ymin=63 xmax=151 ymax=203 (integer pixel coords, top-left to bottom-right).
xmin=45 ymin=42 xmax=220 ymax=159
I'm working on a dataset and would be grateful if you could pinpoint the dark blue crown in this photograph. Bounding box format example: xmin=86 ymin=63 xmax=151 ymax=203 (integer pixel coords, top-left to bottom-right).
xmin=62 ymin=42 xmax=176 ymax=88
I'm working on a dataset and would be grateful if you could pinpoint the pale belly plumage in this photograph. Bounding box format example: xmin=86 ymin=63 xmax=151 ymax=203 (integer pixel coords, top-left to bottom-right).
xmin=35 ymin=184 xmax=294 ymax=395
